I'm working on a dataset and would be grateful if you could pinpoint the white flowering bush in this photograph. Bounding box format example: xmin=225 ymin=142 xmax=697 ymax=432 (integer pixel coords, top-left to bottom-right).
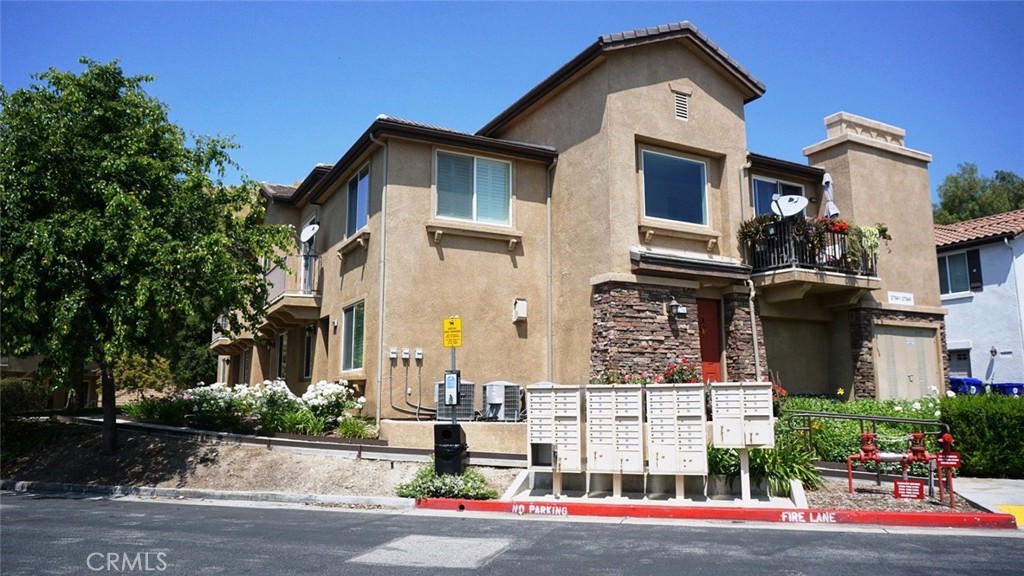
xmin=301 ymin=380 xmax=364 ymax=423
xmin=125 ymin=379 xmax=368 ymax=436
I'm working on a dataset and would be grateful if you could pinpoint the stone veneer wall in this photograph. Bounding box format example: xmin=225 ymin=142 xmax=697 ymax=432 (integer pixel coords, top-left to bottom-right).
xmin=723 ymin=292 xmax=767 ymax=381
xmin=590 ymin=282 xmax=699 ymax=379
xmin=848 ymin=308 xmax=948 ymax=399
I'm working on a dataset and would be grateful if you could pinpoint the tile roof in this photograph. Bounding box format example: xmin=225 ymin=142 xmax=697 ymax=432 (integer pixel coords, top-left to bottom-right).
xmin=934 ymin=209 xmax=1024 ymax=248
xmin=479 ymin=20 xmax=765 ymax=137
xmin=261 ymin=183 xmax=297 ymax=199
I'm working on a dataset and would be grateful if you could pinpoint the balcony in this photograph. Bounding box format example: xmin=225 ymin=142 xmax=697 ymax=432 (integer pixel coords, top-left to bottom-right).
xmin=261 ymin=254 xmax=321 ymax=334
xmin=210 ymin=254 xmax=321 ymax=355
xmin=741 ymin=217 xmax=882 ymax=305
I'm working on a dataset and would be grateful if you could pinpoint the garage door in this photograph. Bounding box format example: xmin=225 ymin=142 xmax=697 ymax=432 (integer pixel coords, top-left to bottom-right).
xmin=874 ymin=325 xmax=942 ymax=399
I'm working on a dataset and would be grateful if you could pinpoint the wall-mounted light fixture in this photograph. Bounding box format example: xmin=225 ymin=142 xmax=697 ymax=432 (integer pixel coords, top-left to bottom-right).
xmin=666 ymin=298 xmax=687 ymax=317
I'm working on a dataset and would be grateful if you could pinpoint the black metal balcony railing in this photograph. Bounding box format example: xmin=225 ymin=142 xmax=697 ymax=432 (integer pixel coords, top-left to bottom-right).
xmin=744 ymin=219 xmax=878 ymax=276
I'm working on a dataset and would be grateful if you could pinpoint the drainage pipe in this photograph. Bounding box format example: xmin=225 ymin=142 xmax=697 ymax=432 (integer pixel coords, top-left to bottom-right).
xmin=370 ymin=132 xmax=388 ymax=430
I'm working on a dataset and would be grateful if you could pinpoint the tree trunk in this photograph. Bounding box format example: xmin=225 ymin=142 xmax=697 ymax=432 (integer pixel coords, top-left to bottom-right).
xmin=101 ymin=366 xmax=118 ymax=454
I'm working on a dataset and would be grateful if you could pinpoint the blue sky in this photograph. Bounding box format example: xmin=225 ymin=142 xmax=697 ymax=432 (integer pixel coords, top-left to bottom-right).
xmin=3 ymin=2 xmax=1022 ymax=203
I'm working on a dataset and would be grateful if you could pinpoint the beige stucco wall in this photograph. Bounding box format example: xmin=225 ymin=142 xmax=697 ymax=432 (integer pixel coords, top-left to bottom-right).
xmin=490 ymin=41 xmax=752 ymax=384
xmin=804 ymin=113 xmax=941 ymax=311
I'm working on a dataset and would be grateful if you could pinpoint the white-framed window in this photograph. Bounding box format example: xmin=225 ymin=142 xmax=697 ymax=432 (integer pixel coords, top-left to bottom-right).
xmin=752 ymin=177 xmax=804 ymax=216
xmin=640 ymin=148 xmax=708 ymax=225
xmin=938 ymin=249 xmax=982 ymax=295
xmin=342 ymin=301 xmax=365 ymax=371
xmin=347 ymin=165 xmax=369 ymax=236
xmin=302 ymin=325 xmax=314 ymax=380
xmin=436 ymin=151 xmax=511 ymax=225
xmin=276 ymin=333 xmax=288 ymax=380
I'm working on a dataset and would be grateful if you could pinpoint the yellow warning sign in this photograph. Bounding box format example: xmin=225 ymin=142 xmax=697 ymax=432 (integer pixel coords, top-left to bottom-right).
xmin=442 ymin=316 xmax=462 ymax=348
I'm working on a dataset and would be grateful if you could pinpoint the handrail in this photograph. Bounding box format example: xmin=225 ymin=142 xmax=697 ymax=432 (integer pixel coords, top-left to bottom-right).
xmin=782 ymin=409 xmax=950 ymax=453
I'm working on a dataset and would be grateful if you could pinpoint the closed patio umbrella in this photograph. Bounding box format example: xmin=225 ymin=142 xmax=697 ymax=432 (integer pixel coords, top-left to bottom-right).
xmin=823 ymin=172 xmax=840 ymax=218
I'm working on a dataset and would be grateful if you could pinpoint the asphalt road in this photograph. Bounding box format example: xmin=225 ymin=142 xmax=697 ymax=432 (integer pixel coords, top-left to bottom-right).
xmin=2 ymin=492 xmax=1022 ymax=576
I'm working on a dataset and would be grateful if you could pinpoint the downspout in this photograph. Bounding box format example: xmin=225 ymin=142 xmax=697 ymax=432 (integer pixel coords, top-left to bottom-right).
xmin=1007 ymin=237 xmax=1024 ymax=375
xmin=746 ymin=279 xmax=762 ymax=382
xmin=370 ymin=132 xmax=388 ymax=430
xmin=546 ymin=157 xmax=558 ymax=381
xmin=740 ymin=160 xmax=760 ymax=382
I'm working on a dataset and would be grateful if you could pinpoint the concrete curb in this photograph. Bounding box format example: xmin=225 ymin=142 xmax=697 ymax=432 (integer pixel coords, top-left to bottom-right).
xmin=0 ymin=479 xmax=415 ymax=510
xmin=2 ymin=478 xmax=1016 ymax=529
xmin=415 ymin=497 xmax=1019 ymax=530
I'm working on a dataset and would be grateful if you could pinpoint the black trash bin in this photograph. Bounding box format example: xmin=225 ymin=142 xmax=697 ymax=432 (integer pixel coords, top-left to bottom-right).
xmin=434 ymin=423 xmax=468 ymax=475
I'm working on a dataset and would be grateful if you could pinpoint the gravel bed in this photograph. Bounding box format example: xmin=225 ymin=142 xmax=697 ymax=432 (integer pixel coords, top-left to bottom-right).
xmin=805 ymin=476 xmax=984 ymax=513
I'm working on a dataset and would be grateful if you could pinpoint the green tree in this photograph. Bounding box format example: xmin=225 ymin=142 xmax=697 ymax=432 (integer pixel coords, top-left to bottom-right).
xmin=0 ymin=59 xmax=291 ymax=452
xmin=934 ymin=163 xmax=1024 ymax=224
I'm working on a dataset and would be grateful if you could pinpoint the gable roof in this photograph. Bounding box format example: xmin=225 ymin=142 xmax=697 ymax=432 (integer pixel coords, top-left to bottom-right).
xmin=935 ymin=209 xmax=1024 ymax=250
xmin=478 ymin=21 xmax=766 ymax=137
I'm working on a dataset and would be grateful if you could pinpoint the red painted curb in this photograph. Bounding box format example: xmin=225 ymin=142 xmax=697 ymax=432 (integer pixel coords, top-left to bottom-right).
xmin=416 ymin=498 xmax=1018 ymax=530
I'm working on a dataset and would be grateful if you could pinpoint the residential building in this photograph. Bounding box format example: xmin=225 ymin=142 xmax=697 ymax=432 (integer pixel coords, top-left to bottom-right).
xmin=212 ymin=22 xmax=946 ymax=444
xmin=935 ymin=209 xmax=1024 ymax=383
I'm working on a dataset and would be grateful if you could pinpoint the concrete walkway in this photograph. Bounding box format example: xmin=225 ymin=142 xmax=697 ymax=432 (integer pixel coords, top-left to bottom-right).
xmin=954 ymin=477 xmax=1024 ymax=529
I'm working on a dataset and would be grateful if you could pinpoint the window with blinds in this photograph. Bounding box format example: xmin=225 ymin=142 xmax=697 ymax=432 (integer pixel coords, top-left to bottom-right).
xmin=436 ymin=151 xmax=511 ymax=225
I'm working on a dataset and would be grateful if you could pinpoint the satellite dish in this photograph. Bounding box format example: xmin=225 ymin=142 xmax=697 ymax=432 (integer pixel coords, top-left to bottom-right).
xmin=299 ymin=223 xmax=319 ymax=243
xmin=770 ymin=195 xmax=809 ymax=218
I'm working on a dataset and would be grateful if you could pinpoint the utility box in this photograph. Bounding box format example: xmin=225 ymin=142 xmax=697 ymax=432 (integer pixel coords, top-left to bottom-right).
xmin=646 ymin=383 xmax=708 ymax=475
xmin=585 ymin=385 xmax=644 ymax=474
xmin=710 ymin=381 xmax=775 ymax=448
xmin=525 ymin=383 xmax=583 ymax=473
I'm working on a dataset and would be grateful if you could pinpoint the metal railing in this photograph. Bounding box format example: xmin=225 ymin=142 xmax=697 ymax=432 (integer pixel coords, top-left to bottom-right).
xmin=744 ymin=219 xmax=878 ymax=275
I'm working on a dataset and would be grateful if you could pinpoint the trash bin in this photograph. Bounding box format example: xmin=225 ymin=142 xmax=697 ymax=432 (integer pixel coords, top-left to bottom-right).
xmin=990 ymin=383 xmax=1023 ymax=396
xmin=948 ymin=377 xmax=984 ymax=395
xmin=434 ymin=423 xmax=468 ymax=475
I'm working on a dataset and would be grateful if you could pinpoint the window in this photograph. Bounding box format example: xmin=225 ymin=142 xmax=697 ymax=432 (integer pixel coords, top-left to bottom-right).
xmin=347 ymin=165 xmax=369 ymax=236
xmin=302 ymin=325 xmax=314 ymax=380
xmin=938 ymin=250 xmax=983 ymax=295
xmin=436 ymin=151 xmax=511 ymax=225
xmin=342 ymin=301 xmax=365 ymax=371
xmin=752 ymin=177 xmax=804 ymax=216
xmin=276 ymin=333 xmax=287 ymax=380
xmin=241 ymin=348 xmax=251 ymax=385
xmin=641 ymin=149 xmax=707 ymax=225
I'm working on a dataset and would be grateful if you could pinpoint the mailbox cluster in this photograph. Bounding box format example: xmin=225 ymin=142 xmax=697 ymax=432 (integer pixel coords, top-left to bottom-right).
xmin=525 ymin=381 xmax=775 ymax=499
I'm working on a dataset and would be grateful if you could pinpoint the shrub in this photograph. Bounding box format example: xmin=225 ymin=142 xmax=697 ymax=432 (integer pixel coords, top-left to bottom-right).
xmin=0 ymin=378 xmax=49 ymax=432
xmin=120 ymin=396 xmax=190 ymax=425
xmin=941 ymin=394 xmax=1024 ymax=479
xmin=707 ymin=444 xmax=738 ymax=476
xmin=748 ymin=432 xmax=822 ymax=495
xmin=396 ymin=463 xmax=498 ymax=500
xmin=336 ymin=416 xmax=375 ymax=439
xmin=780 ymin=395 xmax=945 ymax=465
xmin=281 ymin=407 xmax=326 ymax=436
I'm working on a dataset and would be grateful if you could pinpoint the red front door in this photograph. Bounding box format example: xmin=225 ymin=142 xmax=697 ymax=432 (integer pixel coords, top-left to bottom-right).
xmin=697 ymin=299 xmax=722 ymax=383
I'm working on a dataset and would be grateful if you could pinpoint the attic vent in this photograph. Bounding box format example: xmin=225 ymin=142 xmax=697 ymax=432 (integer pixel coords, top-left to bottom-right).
xmin=674 ymin=92 xmax=689 ymax=121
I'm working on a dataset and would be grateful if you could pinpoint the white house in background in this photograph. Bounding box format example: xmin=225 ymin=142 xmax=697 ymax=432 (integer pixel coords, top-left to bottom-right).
xmin=935 ymin=209 xmax=1024 ymax=383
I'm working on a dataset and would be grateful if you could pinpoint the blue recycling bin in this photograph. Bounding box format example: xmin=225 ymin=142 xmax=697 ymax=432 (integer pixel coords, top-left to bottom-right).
xmin=990 ymin=383 xmax=1023 ymax=396
xmin=948 ymin=377 xmax=984 ymax=395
